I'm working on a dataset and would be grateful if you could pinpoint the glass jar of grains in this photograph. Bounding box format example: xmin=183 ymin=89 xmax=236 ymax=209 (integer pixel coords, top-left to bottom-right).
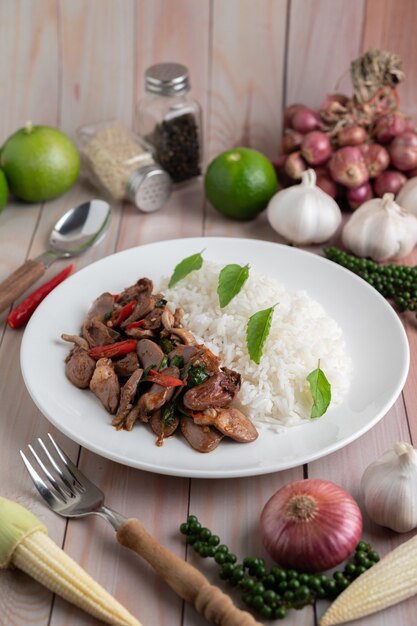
xmin=78 ymin=120 xmax=172 ymax=212
xmin=135 ymin=62 xmax=203 ymax=184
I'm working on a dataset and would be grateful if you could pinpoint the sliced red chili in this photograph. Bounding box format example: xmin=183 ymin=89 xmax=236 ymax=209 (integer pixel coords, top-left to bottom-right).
xmin=107 ymin=299 xmax=136 ymax=327
xmin=125 ymin=319 xmax=146 ymax=330
xmin=7 ymin=264 xmax=74 ymax=329
xmin=147 ymin=369 xmax=184 ymax=387
xmin=89 ymin=339 xmax=138 ymax=360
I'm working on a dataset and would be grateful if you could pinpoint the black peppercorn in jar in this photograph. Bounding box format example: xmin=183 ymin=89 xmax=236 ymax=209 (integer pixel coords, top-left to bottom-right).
xmin=135 ymin=63 xmax=203 ymax=184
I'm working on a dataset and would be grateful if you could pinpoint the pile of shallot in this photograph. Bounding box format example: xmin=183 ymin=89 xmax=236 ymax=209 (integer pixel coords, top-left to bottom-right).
xmin=276 ymin=50 xmax=417 ymax=210
xmin=277 ymin=104 xmax=417 ymax=210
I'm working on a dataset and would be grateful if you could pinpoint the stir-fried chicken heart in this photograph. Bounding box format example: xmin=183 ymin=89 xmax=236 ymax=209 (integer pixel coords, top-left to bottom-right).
xmin=86 ymin=292 xmax=115 ymax=321
xmin=134 ymin=366 xmax=180 ymax=425
xmin=136 ymin=338 xmax=164 ymax=370
xmin=112 ymin=368 xmax=143 ymax=429
xmin=193 ymin=407 xmax=258 ymax=443
xmin=183 ymin=368 xmax=241 ymax=411
xmin=89 ymin=358 xmax=120 ymax=414
xmin=149 ymin=408 xmax=180 ymax=445
xmin=180 ymin=417 xmax=223 ymax=453
xmin=82 ymin=319 xmax=120 ymax=347
xmin=113 ymin=351 xmax=139 ymax=378
xmin=65 ymin=346 xmax=96 ymax=389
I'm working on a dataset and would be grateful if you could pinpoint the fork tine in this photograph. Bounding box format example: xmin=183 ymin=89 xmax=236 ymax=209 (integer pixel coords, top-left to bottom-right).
xmin=28 ymin=444 xmax=74 ymax=501
xmin=38 ymin=437 xmax=84 ymax=494
xmin=47 ymin=433 xmax=93 ymax=490
xmin=20 ymin=450 xmax=66 ymax=507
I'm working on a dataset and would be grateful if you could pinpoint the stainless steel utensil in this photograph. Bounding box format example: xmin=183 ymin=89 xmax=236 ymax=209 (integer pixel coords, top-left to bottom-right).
xmin=0 ymin=199 xmax=111 ymax=314
xmin=20 ymin=434 xmax=261 ymax=626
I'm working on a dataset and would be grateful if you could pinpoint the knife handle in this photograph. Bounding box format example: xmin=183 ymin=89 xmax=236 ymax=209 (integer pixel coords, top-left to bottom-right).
xmin=117 ymin=518 xmax=262 ymax=626
xmin=0 ymin=259 xmax=46 ymax=315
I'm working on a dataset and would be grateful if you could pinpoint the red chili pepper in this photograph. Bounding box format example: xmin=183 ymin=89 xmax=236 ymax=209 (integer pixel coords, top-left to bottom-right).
xmin=147 ymin=369 xmax=184 ymax=387
xmin=89 ymin=339 xmax=138 ymax=360
xmin=7 ymin=264 xmax=74 ymax=329
xmin=125 ymin=319 xmax=146 ymax=330
xmin=107 ymin=299 xmax=136 ymax=327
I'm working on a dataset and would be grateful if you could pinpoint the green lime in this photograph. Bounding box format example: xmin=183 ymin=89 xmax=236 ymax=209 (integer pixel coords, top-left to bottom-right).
xmin=204 ymin=147 xmax=277 ymax=220
xmin=0 ymin=122 xmax=80 ymax=202
xmin=0 ymin=169 xmax=9 ymax=213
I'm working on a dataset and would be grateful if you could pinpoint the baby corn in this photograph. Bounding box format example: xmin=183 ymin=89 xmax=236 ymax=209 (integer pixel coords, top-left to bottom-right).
xmin=320 ymin=534 xmax=417 ymax=626
xmin=0 ymin=496 xmax=142 ymax=626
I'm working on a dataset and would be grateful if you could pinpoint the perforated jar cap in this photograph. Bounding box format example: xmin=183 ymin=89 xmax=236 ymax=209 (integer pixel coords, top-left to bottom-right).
xmin=126 ymin=165 xmax=172 ymax=212
xmin=145 ymin=62 xmax=190 ymax=95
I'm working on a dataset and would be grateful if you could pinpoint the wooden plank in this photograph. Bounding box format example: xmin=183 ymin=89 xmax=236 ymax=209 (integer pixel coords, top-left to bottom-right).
xmin=207 ymin=0 xmax=287 ymax=162
xmin=362 ymin=0 xmax=417 ymax=118
xmin=59 ymin=0 xmax=136 ymax=134
xmin=286 ymin=0 xmax=365 ymax=109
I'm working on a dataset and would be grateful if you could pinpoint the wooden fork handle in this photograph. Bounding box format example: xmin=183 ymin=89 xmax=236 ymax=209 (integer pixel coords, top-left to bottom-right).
xmin=117 ymin=518 xmax=262 ymax=626
xmin=0 ymin=259 xmax=46 ymax=314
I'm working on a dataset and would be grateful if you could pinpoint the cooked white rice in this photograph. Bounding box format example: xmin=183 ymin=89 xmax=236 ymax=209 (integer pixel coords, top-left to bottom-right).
xmin=161 ymin=262 xmax=351 ymax=431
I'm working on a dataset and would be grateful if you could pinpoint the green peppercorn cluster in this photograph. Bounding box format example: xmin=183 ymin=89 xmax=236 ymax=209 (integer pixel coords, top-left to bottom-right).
xmin=324 ymin=247 xmax=417 ymax=313
xmin=180 ymin=515 xmax=380 ymax=621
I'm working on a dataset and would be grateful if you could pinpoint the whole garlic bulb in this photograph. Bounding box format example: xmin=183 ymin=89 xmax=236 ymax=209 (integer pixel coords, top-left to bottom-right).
xmin=397 ymin=176 xmax=417 ymax=216
xmin=267 ymin=169 xmax=342 ymax=244
xmin=342 ymin=192 xmax=417 ymax=261
xmin=361 ymin=442 xmax=417 ymax=533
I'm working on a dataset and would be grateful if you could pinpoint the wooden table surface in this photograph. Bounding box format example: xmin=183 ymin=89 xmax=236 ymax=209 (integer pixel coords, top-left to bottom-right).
xmin=2 ymin=1 xmax=417 ymax=625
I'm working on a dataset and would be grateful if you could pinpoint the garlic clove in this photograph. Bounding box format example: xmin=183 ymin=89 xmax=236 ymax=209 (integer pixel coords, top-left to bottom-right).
xmin=361 ymin=441 xmax=417 ymax=533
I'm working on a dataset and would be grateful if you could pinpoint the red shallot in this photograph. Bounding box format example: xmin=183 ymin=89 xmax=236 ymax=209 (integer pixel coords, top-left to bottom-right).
xmin=260 ymin=479 xmax=362 ymax=573
xmin=389 ymin=132 xmax=417 ymax=171
xmin=284 ymin=151 xmax=307 ymax=180
xmin=291 ymin=107 xmax=321 ymax=134
xmin=374 ymin=112 xmax=406 ymax=143
xmin=360 ymin=143 xmax=389 ymax=178
xmin=347 ymin=182 xmax=373 ymax=209
xmin=337 ymin=126 xmax=367 ymax=147
xmin=283 ymin=103 xmax=305 ymax=128
xmin=282 ymin=129 xmax=303 ymax=154
xmin=374 ymin=170 xmax=407 ymax=197
xmin=315 ymin=169 xmax=338 ymax=199
xmin=300 ymin=131 xmax=332 ymax=166
xmin=329 ymin=147 xmax=368 ymax=188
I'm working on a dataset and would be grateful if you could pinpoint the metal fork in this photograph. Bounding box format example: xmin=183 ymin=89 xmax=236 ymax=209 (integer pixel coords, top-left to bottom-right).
xmin=20 ymin=434 xmax=261 ymax=626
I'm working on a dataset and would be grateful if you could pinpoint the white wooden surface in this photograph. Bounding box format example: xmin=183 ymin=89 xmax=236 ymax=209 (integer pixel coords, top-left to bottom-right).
xmin=1 ymin=1 xmax=417 ymax=625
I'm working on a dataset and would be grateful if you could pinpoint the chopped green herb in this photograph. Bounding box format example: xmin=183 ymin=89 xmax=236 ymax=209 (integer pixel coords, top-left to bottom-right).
xmin=168 ymin=250 xmax=205 ymax=288
xmin=159 ymin=337 xmax=174 ymax=354
xmin=103 ymin=311 xmax=112 ymax=322
xmin=187 ymin=363 xmax=209 ymax=387
xmin=161 ymin=402 xmax=177 ymax=429
xmin=171 ymin=355 xmax=184 ymax=369
xmin=246 ymin=305 xmax=276 ymax=364
xmin=306 ymin=360 xmax=331 ymax=418
xmin=217 ymin=263 xmax=250 ymax=308
xmin=159 ymin=355 xmax=169 ymax=370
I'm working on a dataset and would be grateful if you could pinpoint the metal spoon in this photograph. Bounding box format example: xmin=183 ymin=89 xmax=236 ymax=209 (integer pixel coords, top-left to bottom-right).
xmin=0 ymin=199 xmax=111 ymax=315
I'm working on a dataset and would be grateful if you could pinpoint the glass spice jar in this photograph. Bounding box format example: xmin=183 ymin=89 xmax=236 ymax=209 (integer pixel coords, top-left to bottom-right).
xmin=77 ymin=119 xmax=172 ymax=213
xmin=135 ymin=62 xmax=203 ymax=184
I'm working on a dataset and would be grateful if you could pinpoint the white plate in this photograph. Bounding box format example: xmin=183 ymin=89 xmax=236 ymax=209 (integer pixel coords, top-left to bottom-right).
xmin=21 ymin=238 xmax=409 ymax=478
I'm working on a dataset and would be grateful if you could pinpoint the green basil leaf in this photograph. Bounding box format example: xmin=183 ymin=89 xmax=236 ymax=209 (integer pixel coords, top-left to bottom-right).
xmin=246 ymin=305 xmax=276 ymax=364
xmin=306 ymin=361 xmax=331 ymax=418
xmin=168 ymin=250 xmax=205 ymax=288
xmin=217 ymin=263 xmax=250 ymax=308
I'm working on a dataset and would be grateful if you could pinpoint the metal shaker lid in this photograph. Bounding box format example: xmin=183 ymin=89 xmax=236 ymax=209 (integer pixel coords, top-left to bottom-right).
xmin=145 ymin=63 xmax=190 ymax=95
xmin=126 ymin=164 xmax=172 ymax=213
